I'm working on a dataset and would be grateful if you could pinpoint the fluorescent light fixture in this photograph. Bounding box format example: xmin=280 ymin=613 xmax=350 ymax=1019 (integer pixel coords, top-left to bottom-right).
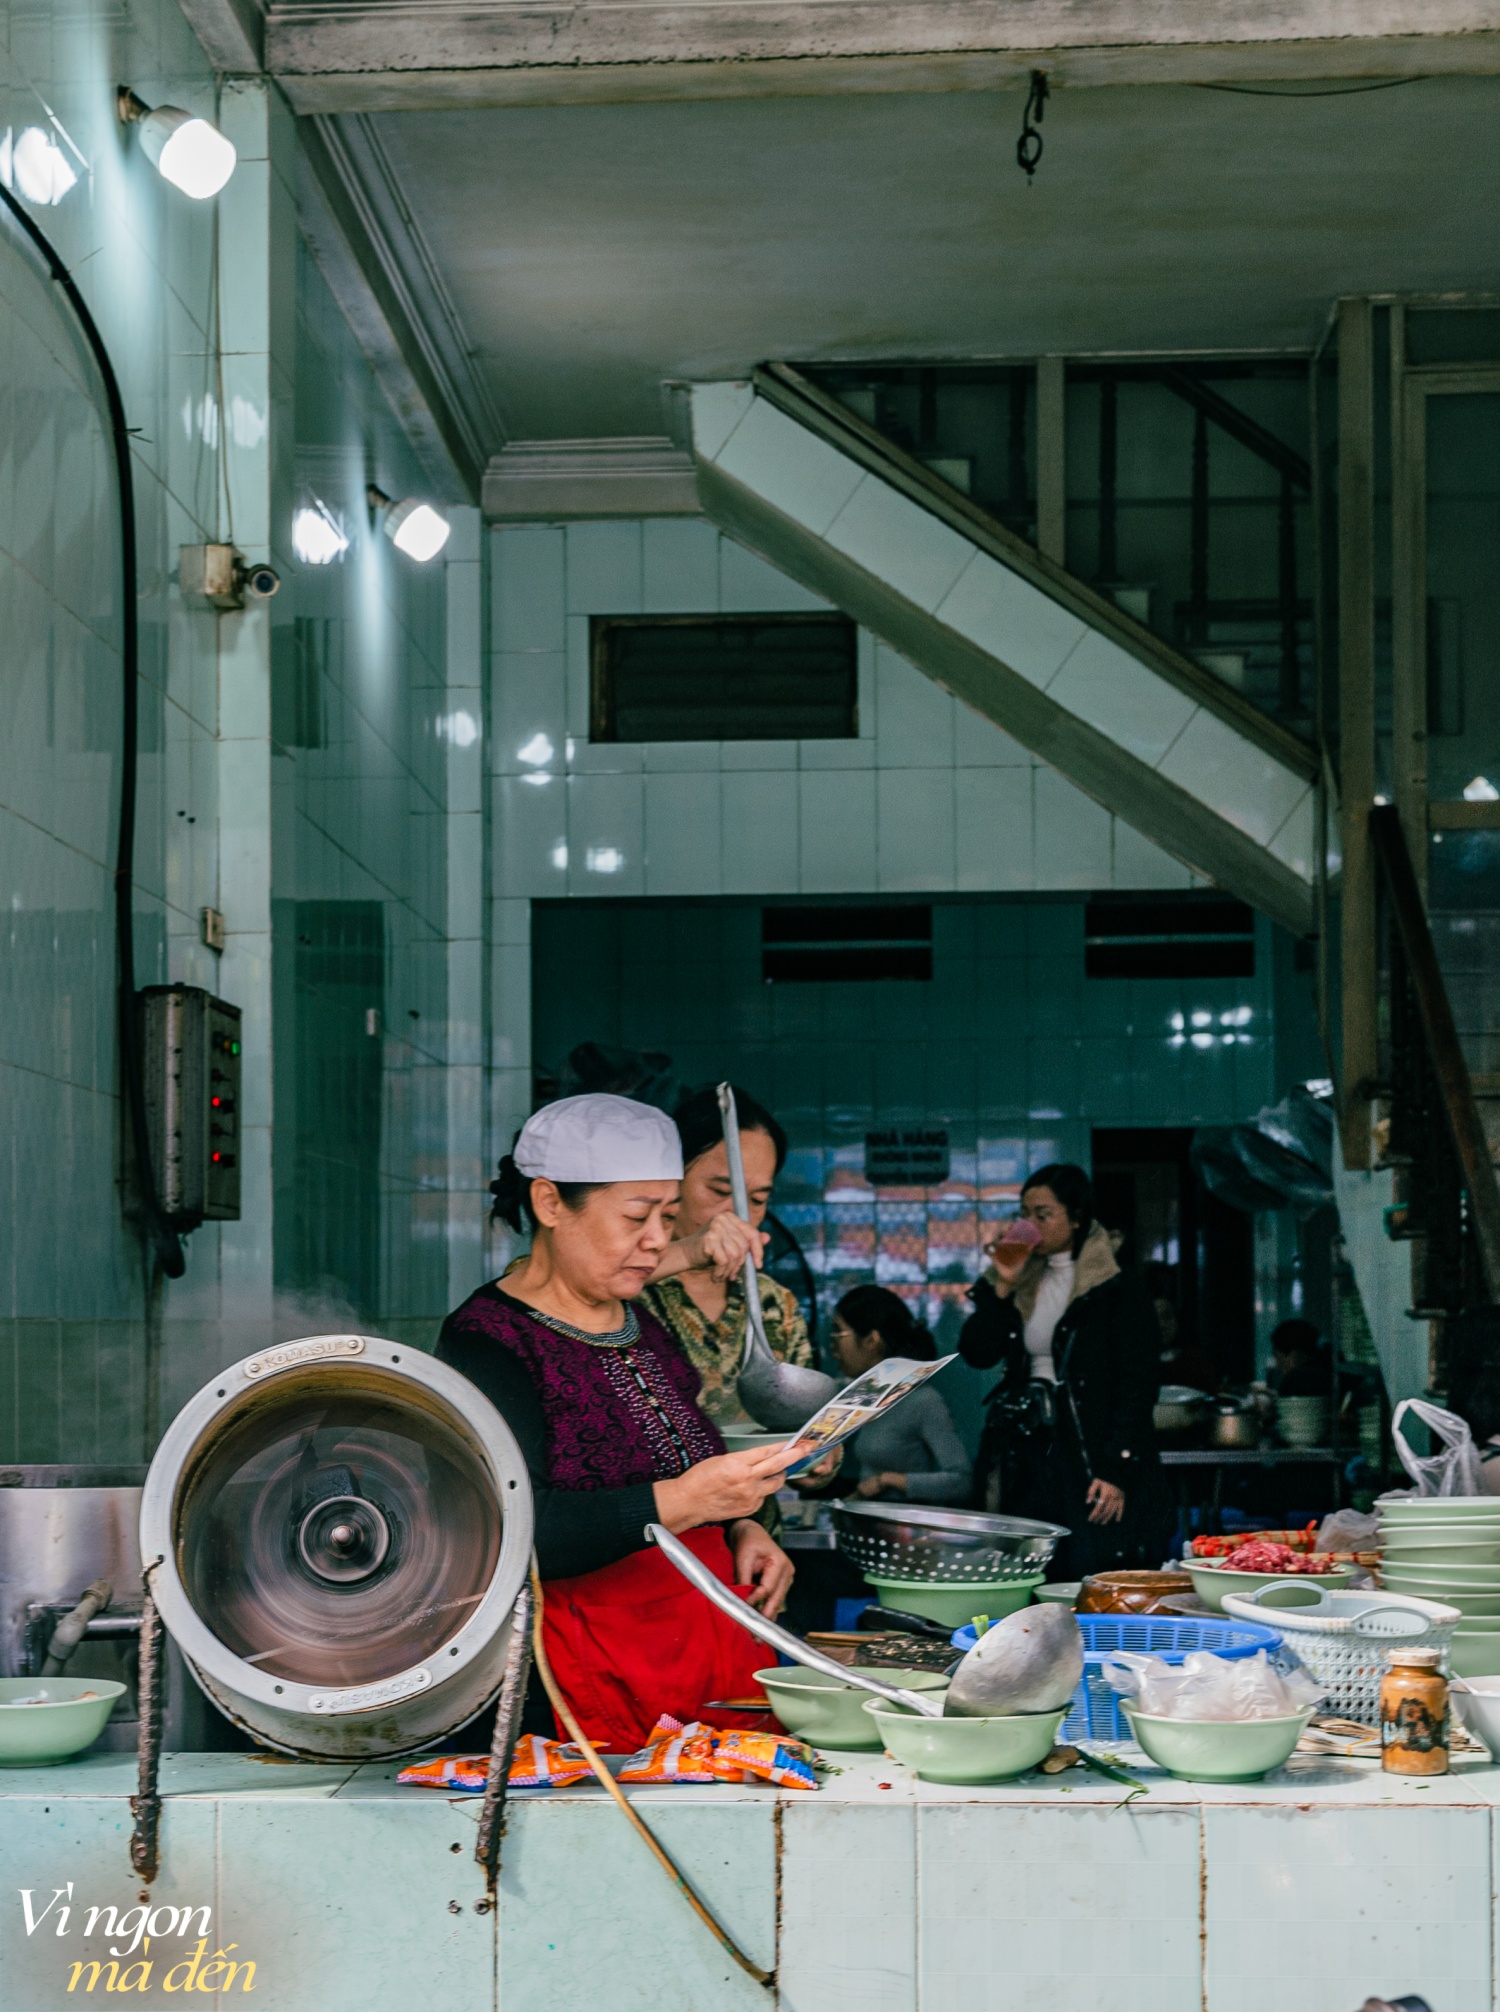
xmin=586 ymin=845 xmax=624 ymax=875
xmin=291 ymin=502 xmax=348 ymax=567
xmin=1464 ymin=775 xmax=1500 ymax=802
xmin=117 ymin=90 xmax=235 ymax=200
xmin=366 ymin=486 xmax=450 ymax=563
xmin=6 ymin=126 xmax=77 ymax=205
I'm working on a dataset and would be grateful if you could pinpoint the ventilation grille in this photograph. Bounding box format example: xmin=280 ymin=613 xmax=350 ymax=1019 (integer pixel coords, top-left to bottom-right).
xmin=1084 ymin=896 xmax=1255 ymax=980
xmin=762 ymin=905 xmax=932 ymax=983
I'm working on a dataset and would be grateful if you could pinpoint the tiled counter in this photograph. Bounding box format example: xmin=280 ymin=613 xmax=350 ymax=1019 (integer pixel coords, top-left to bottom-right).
xmin=0 ymin=1745 xmax=1493 ymax=2012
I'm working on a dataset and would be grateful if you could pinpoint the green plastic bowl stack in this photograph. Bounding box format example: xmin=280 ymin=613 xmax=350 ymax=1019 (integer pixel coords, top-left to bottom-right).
xmin=1378 ymin=1494 xmax=1500 ymax=1675
xmin=863 ymin=1575 xmax=1041 ymax=1628
xmin=0 ymin=1679 xmax=125 ymax=1766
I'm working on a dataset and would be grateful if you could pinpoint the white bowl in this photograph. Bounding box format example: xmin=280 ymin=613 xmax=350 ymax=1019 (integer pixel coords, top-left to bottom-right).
xmin=1453 ymin=1676 xmax=1500 ymax=1756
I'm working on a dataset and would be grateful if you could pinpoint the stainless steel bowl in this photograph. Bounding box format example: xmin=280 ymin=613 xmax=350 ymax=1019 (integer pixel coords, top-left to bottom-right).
xmin=831 ymin=1502 xmax=1068 ymax=1584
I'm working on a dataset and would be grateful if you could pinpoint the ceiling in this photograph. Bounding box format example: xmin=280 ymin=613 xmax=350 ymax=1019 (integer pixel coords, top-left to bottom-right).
xmin=361 ymin=73 xmax=1500 ymax=443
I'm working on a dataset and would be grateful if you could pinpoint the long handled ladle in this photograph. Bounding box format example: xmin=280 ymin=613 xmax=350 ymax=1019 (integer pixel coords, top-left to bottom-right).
xmin=717 ymin=1082 xmax=839 ymax=1431
xmin=648 ymin=1522 xmax=945 ymax=1716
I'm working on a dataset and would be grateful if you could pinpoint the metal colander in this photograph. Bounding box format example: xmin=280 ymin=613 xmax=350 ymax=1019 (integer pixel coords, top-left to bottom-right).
xmin=832 ymin=1502 xmax=1068 ymax=1584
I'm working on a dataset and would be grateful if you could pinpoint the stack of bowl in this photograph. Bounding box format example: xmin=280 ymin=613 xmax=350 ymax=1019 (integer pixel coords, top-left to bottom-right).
xmin=1277 ymin=1395 xmax=1331 ymax=1448
xmin=1378 ymin=1495 xmax=1500 ymax=1676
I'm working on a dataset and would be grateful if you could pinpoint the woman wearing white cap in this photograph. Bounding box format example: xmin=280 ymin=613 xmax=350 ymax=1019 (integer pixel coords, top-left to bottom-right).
xmin=436 ymin=1093 xmax=808 ymax=1751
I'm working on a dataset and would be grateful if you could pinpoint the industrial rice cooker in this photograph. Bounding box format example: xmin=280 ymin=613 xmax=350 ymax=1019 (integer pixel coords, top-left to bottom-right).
xmin=140 ymin=1333 xmax=534 ymax=1759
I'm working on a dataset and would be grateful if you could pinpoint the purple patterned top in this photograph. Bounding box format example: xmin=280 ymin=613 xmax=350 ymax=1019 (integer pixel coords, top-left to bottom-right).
xmin=438 ymin=1285 xmax=725 ymax=1490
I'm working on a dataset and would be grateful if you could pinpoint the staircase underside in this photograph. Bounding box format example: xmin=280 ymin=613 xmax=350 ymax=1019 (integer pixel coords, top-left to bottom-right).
xmin=691 ymin=371 xmax=1319 ymax=937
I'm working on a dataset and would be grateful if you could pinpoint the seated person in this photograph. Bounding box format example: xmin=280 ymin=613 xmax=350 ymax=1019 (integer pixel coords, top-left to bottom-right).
xmin=799 ymin=1286 xmax=971 ymax=1506
xmin=1270 ymin=1317 xmax=1331 ymax=1396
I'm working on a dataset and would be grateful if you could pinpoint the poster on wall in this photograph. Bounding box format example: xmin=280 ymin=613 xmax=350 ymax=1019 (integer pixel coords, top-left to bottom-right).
xmin=864 ymin=1127 xmax=950 ymax=1187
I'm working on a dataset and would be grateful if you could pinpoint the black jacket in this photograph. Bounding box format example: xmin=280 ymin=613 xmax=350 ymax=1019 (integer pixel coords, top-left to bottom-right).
xmin=959 ymin=1251 xmax=1162 ymax=1493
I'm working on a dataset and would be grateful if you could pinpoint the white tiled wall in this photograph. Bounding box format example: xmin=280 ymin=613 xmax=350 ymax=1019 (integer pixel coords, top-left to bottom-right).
xmin=487 ymin=518 xmax=1199 ymax=1175
xmin=0 ymin=0 xmax=226 ymax=1455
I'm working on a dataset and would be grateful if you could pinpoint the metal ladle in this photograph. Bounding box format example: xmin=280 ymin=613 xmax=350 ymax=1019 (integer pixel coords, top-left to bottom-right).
xmin=650 ymin=1525 xmax=1084 ymax=1721
xmin=717 ymin=1082 xmax=840 ymax=1431
xmin=648 ymin=1523 xmax=943 ymax=1715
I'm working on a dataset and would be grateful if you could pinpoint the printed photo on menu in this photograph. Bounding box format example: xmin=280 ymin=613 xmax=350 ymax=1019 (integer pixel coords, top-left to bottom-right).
xmin=784 ymin=1355 xmax=958 ymax=1477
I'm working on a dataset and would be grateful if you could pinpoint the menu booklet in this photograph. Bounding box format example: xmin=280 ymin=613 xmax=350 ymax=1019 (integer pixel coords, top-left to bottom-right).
xmin=783 ymin=1354 xmax=958 ymax=1478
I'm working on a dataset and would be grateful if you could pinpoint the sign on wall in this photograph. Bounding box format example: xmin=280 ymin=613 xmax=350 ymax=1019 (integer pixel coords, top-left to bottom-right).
xmin=864 ymin=1127 xmax=950 ymax=1187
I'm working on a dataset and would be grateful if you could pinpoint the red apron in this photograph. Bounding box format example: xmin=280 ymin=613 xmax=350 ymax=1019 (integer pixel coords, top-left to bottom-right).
xmin=541 ymin=1526 xmax=769 ymax=1750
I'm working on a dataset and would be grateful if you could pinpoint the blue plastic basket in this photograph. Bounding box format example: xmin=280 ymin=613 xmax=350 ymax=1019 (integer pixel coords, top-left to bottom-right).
xmin=949 ymin=1612 xmax=1284 ymax=1744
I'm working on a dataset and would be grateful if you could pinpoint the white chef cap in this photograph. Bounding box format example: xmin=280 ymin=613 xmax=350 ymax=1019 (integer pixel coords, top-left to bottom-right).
xmin=512 ymin=1093 xmax=684 ymax=1182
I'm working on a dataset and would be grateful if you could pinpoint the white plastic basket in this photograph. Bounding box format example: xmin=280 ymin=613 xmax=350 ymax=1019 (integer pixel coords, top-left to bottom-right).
xmin=1220 ymin=1584 xmax=1459 ymax=1725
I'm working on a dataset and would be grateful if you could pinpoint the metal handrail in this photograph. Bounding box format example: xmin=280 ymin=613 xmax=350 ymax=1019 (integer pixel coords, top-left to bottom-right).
xmin=1370 ymin=803 xmax=1500 ymax=1302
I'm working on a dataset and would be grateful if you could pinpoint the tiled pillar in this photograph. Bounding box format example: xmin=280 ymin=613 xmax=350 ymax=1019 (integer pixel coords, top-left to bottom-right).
xmin=444 ymin=508 xmax=487 ymax=1308
xmin=211 ymin=79 xmax=296 ymax=1351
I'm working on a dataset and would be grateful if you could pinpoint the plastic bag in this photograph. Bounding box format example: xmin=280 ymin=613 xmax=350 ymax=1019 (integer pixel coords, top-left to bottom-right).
xmin=1315 ymin=1509 xmax=1381 ymax=1554
xmin=1102 ymin=1648 xmax=1324 ymax=1721
xmin=1391 ymin=1397 xmax=1485 ymax=1497
xmin=706 ymin=1730 xmax=817 ymax=1790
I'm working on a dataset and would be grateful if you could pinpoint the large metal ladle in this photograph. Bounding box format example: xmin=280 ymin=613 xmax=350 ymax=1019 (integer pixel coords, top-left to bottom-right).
xmin=717 ymin=1082 xmax=840 ymax=1431
xmin=651 ymin=1525 xmax=1085 ymax=1722
xmin=648 ymin=1523 xmax=944 ymax=1715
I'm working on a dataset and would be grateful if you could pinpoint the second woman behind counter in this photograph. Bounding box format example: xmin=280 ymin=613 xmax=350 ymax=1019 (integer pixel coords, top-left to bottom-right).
xmin=642 ymin=1084 xmax=815 ymax=1426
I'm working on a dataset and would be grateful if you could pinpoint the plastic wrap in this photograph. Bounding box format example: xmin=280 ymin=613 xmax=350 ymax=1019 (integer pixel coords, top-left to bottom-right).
xmin=1101 ymin=1648 xmax=1324 ymax=1721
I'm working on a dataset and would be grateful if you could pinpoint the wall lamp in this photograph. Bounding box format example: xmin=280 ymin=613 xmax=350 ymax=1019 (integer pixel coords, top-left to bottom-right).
xmin=367 ymin=486 xmax=451 ymax=563
xmin=117 ymin=89 xmax=236 ymax=200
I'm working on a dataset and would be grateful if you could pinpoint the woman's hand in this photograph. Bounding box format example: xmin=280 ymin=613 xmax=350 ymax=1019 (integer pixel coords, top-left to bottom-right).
xmin=729 ymin=1519 xmax=795 ymax=1618
xmin=653 ymin=1441 xmax=814 ymax=1532
xmin=696 ymin=1212 xmax=767 ymax=1282
xmin=787 ymin=1447 xmax=843 ymax=1491
xmin=1085 ymin=1478 xmax=1125 ymax=1525
xmin=855 ymin=1471 xmax=906 ymax=1499
xmin=648 ymin=1214 xmax=768 ymax=1285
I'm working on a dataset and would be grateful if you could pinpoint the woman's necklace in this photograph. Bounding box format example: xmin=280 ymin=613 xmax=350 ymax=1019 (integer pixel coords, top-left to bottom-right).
xmin=527 ymin=1303 xmax=641 ymax=1351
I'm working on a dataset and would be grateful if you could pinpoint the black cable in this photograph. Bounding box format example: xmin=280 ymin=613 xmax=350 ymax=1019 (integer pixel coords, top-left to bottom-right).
xmin=1017 ymin=69 xmax=1049 ymax=180
xmin=0 ymin=182 xmax=185 ymax=1277
xmin=1192 ymin=77 xmax=1427 ymax=99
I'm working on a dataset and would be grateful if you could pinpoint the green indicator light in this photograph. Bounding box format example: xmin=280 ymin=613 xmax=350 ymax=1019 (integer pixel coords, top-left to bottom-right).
xmin=231 ymin=1042 xmax=241 ymax=1055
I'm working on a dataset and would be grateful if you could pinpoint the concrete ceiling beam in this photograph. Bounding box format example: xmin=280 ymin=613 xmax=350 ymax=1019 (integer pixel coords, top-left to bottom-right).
xmin=265 ymin=0 xmax=1500 ymax=114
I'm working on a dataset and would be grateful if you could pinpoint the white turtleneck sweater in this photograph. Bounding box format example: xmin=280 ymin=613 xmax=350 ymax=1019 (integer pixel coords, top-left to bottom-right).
xmin=1023 ymin=1252 xmax=1076 ymax=1383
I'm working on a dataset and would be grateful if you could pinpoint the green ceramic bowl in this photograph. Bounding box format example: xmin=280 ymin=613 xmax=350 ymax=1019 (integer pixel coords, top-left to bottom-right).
xmin=1378 ymin=1579 xmax=1500 ymax=1616
xmin=0 ymin=1679 xmax=125 ymax=1766
xmin=1378 ymin=1496 xmax=1500 ymax=1518
xmin=1452 ymin=1634 xmax=1500 ymax=1679
xmin=753 ymin=1667 xmax=951 ymax=1750
xmin=863 ymin=1698 xmax=1066 ymax=1784
xmin=1381 ymin=1538 xmax=1500 ymax=1566
xmin=1379 ymin=1562 xmax=1500 ymax=1588
xmin=719 ymin=1429 xmax=797 ymax=1457
xmin=863 ymin=1576 xmax=1041 ymax=1628
xmin=1186 ymin=1561 xmax=1355 ymax=1613
xmin=1122 ymin=1705 xmax=1313 ymax=1782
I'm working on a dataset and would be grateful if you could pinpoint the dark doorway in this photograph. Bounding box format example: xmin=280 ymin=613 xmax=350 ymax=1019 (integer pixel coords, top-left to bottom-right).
xmin=1091 ymin=1126 xmax=1254 ymax=1393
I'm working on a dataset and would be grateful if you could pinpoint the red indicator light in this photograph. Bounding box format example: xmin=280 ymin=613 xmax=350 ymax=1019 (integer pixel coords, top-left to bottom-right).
xmin=212 ymin=1152 xmax=221 ymax=1163
xmin=211 ymin=1097 xmax=221 ymax=1107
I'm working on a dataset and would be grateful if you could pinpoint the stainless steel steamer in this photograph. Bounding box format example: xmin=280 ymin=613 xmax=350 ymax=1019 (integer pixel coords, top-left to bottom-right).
xmin=141 ymin=1334 xmax=533 ymax=1758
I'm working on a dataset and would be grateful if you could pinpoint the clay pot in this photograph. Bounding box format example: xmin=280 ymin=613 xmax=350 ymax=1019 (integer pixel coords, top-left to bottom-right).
xmin=1077 ymin=1569 xmax=1195 ymax=1615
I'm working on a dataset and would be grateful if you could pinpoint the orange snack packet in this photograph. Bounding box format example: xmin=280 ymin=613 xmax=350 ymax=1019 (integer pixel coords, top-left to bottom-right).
xmin=707 ymin=1730 xmax=817 ymax=1789
xmin=396 ymin=1738 xmax=592 ymax=1793
xmin=617 ymin=1715 xmax=719 ymax=1783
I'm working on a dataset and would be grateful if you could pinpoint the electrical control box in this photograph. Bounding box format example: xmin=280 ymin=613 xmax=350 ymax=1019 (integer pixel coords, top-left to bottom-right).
xmin=139 ymin=986 xmax=243 ymax=1227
